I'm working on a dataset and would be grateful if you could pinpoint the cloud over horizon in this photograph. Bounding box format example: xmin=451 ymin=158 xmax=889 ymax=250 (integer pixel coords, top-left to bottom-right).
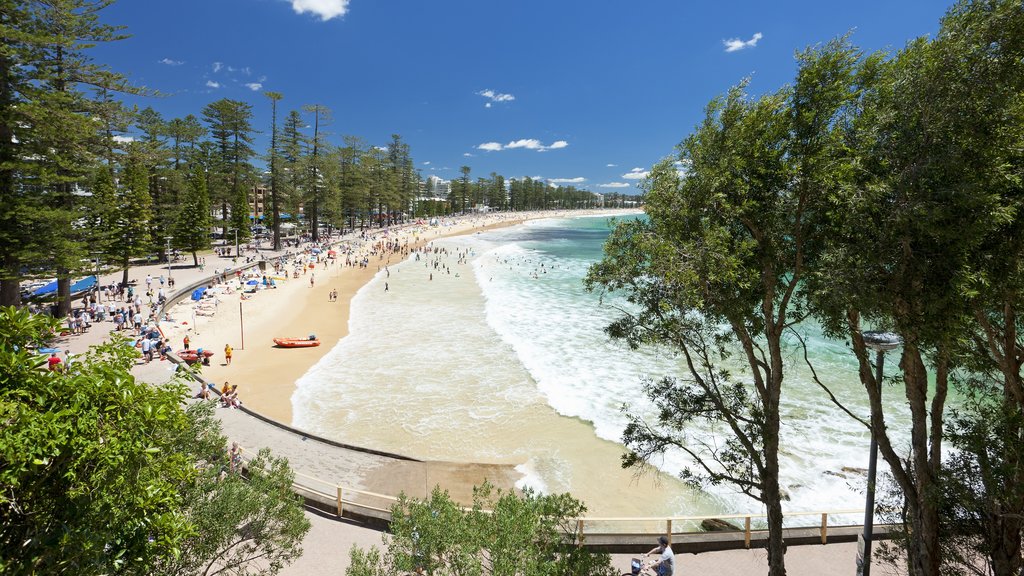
xmin=724 ymin=32 xmax=763 ymax=52
xmin=622 ymin=167 xmax=649 ymax=180
xmin=599 ymin=182 xmax=631 ymax=188
xmin=548 ymin=177 xmax=586 ymax=184
xmin=289 ymin=0 xmax=350 ymax=20
xmin=477 ymin=139 xmax=568 ymax=152
xmin=159 ymin=58 xmax=183 ymax=66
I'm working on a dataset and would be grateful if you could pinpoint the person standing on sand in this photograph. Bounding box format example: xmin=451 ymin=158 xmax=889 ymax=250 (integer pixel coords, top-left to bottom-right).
xmin=183 ymin=334 xmax=190 ymax=350
xmin=310 ymin=273 xmax=314 ymax=288
xmin=224 ymin=343 xmax=232 ymax=365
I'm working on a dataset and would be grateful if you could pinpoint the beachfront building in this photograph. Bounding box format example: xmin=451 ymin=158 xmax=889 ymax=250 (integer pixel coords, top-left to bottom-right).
xmin=248 ymin=185 xmax=267 ymax=222
xmin=421 ymin=175 xmax=451 ymax=198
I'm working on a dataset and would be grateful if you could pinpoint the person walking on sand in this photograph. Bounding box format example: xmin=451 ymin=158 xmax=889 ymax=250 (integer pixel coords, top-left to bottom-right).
xmin=224 ymin=343 xmax=233 ymax=365
xmin=310 ymin=273 xmax=315 ymax=288
xmin=183 ymin=334 xmax=190 ymax=350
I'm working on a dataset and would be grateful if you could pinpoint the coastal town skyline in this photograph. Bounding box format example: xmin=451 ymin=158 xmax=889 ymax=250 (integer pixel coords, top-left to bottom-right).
xmin=96 ymin=0 xmax=949 ymax=193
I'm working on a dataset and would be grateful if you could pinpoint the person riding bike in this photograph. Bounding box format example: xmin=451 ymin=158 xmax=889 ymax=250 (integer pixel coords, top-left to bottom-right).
xmin=645 ymin=536 xmax=675 ymax=576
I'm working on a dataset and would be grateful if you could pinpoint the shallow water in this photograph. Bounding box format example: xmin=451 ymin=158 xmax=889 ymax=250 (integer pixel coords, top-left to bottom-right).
xmin=292 ymin=215 xmax=912 ymax=518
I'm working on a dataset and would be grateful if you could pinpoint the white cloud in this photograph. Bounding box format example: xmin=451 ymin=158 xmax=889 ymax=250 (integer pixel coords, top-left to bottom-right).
xmin=212 ymin=62 xmax=223 ymax=73
xmin=463 ymin=153 xmax=474 ymax=157
xmin=724 ymin=32 xmax=763 ymax=53
xmin=606 ymin=163 xmax=617 ymax=167
xmin=506 ymin=139 xmax=544 ymax=150
xmin=113 ymin=135 xmax=135 ymax=143
xmin=206 ymin=80 xmax=221 ymax=89
xmin=477 ymin=89 xmax=515 ymax=106
xmin=290 ymin=0 xmax=350 ymax=21
xmin=549 ymin=177 xmax=586 ymax=184
xmin=423 ymin=161 xmax=431 ymax=165
xmin=622 ymin=167 xmax=649 ymax=180
xmin=159 ymin=58 xmax=183 ymax=66
xmin=599 ymin=182 xmax=631 ymax=188
xmin=245 ymin=82 xmax=263 ymax=91
xmin=478 ymin=139 xmax=568 ymax=152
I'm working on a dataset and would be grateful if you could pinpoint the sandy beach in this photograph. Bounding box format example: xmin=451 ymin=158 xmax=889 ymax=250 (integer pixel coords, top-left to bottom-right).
xmin=161 ymin=211 xmax=616 ymax=425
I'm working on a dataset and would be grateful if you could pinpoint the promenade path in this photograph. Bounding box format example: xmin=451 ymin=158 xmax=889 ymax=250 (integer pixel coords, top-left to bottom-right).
xmin=44 ymin=239 xmax=902 ymax=576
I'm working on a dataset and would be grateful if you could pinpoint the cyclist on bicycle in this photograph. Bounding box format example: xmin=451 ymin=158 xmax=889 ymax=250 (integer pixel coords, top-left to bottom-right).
xmin=645 ymin=535 xmax=675 ymax=575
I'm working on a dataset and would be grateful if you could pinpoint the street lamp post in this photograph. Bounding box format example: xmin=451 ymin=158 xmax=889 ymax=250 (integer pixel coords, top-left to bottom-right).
xmin=234 ymin=228 xmax=239 ymax=259
xmin=164 ymin=236 xmax=173 ymax=281
xmin=857 ymin=330 xmax=901 ymax=576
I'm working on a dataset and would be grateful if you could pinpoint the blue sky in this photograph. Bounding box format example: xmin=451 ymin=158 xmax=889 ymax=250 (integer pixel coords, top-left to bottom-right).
xmin=93 ymin=0 xmax=952 ymax=193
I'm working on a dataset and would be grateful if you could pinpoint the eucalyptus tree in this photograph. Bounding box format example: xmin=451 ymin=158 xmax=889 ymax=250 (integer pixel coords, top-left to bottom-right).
xmin=806 ymin=3 xmax=1024 ymax=575
xmin=264 ymin=91 xmax=284 ymax=249
xmin=202 ymin=98 xmax=256 ymax=243
xmin=348 ymin=485 xmax=615 ymax=576
xmin=587 ymin=39 xmax=865 ymax=576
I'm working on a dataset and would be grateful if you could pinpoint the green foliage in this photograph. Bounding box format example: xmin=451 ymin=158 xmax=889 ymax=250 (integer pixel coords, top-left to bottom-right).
xmin=202 ymin=98 xmax=256 ymax=240
xmin=0 ymin=307 xmax=310 ymax=575
xmin=146 ymin=433 xmax=311 ymax=576
xmin=174 ymin=163 xmax=212 ymax=264
xmin=347 ymin=484 xmax=615 ymax=576
xmin=0 ymin=306 xmax=194 ymax=574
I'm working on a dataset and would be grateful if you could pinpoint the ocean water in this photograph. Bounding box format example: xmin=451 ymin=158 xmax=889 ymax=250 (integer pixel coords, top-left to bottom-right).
xmin=292 ymin=215 xmax=911 ymax=518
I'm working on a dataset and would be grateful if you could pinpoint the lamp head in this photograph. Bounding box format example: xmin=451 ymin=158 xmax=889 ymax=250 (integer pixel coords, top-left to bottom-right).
xmin=862 ymin=331 xmax=901 ymax=352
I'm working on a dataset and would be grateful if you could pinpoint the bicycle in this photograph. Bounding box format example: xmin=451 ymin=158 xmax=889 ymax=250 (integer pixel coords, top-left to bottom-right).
xmin=621 ymin=557 xmax=658 ymax=576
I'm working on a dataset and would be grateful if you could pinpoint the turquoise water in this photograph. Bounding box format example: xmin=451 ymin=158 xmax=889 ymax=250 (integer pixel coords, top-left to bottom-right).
xmin=292 ymin=215 xmax=911 ymax=517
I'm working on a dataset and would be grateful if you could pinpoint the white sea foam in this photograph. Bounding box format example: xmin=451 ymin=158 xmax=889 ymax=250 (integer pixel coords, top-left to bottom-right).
xmin=292 ymin=216 xmax=915 ymax=517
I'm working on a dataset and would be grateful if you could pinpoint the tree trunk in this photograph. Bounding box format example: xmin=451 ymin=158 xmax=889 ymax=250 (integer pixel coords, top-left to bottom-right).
xmin=0 ymin=276 xmax=20 ymax=307
xmin=121 ymin=265 xmax=129 ymax=289
xmin=192 ymin=251 xmax=198 ymax=267
xmin=56 ymin=274 xmax=70 ymax=317
xmin=900 ymin=347 xmax=944 ymax=576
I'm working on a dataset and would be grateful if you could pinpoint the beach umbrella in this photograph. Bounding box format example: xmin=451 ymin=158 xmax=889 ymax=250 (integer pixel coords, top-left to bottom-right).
xmin=246 ymin=279 xmax=259 ymax=285
xmin=37 ymin=347 xmax=61 ymax=354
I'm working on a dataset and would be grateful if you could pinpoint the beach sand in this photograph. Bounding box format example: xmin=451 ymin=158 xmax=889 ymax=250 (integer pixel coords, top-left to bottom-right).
xmin=163 ymin=214 xmax=548 ymax=424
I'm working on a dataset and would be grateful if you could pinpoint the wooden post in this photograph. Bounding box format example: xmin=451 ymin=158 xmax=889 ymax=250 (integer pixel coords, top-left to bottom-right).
xmin=744 ymin=516 xmax=752 ymax=549
xmin=666 ymin=519 xmax=672 ymax=545
xmin=820 ymin=513 xmax=828 ymax=544
xmin=239 ymin=302 xmax=244 ymax=350
xmin=337 ymin=486 xmax=343 ymax=518
xmin=577 ymin=519 xmax=585 ymax=547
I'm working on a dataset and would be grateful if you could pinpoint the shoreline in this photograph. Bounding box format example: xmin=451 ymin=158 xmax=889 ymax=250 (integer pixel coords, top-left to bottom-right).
xmin=162 ymin=210 xmax=639 ymax=427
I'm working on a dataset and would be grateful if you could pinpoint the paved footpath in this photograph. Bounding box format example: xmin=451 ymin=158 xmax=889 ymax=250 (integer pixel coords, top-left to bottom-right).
xmin=45 ymin=241 xmax=903 ymax=576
